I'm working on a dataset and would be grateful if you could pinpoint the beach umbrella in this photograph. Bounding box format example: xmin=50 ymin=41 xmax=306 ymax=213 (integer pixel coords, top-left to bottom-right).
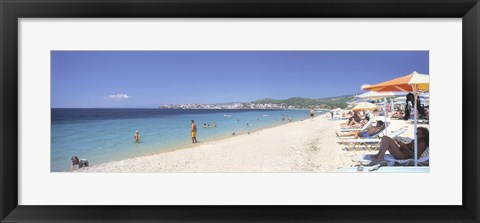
xmin=394 ymin=96 xmax=406 ymax=102
xmin=363 ymin=71 xmax=429 ymax=166
xmin=418 ymin=93 xmax=430 ymax=106
xmin=355 ymin=91 xmax=407 ymax=99
xmin=351 ymin=98 xmax=372 ymax=104
xmin=420 ymin=92 xmax=430 ymax=98
xmin=352 ymin=102 xmax=379 ymax=111
xmin=419 ymin=98 xmax=429 ymax=105
xmin=362 ymin=71 xmax=429 ymax=92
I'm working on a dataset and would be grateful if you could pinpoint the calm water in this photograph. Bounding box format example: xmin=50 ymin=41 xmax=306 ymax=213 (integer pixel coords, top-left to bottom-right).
xmin=51 ymin=108 xmax=326 ymax=172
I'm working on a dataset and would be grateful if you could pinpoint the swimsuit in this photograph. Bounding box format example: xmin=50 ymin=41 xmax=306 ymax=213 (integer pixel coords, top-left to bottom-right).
xmin=191 ymin=131 xmax=197 ymax=138
xmin=361 ymin=131 xmax=370 ymax=138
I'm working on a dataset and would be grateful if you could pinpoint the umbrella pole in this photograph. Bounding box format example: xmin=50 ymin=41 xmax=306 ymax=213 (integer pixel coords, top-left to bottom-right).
xmin=413 ymin=86 xmax=418 ymax=166
xmin=384 ymin=97 xmax=387 ymax=135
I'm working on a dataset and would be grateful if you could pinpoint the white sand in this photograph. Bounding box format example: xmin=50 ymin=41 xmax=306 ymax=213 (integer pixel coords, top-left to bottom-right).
xmin=77 ymin=116 xmax=425 ymax=173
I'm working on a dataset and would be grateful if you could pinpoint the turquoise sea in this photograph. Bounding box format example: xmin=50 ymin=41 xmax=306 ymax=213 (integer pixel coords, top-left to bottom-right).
xmin=51 ymin=108 xmax=327 ymax=172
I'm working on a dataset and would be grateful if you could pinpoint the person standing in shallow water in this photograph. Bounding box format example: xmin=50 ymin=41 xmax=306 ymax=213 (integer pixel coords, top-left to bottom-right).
xmin=134 ymin=130 xmax=140 ymax=142
xmin=191 ymin=120 xmax=198 ymax=143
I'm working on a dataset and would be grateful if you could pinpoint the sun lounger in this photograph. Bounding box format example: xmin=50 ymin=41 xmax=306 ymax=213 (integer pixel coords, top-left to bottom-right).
xmin=410 ymin=119 xmax=429 ymax=124
xmin=336 ymin=122 xmax=392 ymax=139
xmin=386 ymin=147 xmax=430 ymax=166
xmin=339 ymin=117 xmax=375 ymax=132
xmin=338 ymin=128 xmax=407 ymax=151
xmin=350 ymin=147 xmax=430 ymax=166
xmin=339 ymin=138 xmax=383 ymax=150
xmin=385 ymin=127 xmax=407 ymax=137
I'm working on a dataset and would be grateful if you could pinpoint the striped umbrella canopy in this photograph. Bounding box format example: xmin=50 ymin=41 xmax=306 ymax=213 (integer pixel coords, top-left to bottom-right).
xmin=362 ymin=71 xmax=429 ymax=92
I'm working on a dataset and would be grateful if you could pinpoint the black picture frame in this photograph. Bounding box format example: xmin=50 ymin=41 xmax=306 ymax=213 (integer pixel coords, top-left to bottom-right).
xmin=1 ymin=0 xmax=479 ymax=222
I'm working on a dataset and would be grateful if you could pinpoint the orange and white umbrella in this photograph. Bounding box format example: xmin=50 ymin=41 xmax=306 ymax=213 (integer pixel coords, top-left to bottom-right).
xmin=362 ymin=71 xmax=429 ymax=92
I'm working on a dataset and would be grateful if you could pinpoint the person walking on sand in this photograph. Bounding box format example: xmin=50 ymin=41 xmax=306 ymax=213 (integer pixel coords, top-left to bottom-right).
xmin=133 ymin=130 xmax=140 ymax=142
xmin=310 ymin=107 xmax=315 ymax=120
xmin=191 ymin=120 xmax=198 ymax=143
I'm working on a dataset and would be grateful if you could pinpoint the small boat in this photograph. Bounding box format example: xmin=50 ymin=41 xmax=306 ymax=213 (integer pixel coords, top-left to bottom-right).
xmin=224 ymin=114 xmax=232 ymax=117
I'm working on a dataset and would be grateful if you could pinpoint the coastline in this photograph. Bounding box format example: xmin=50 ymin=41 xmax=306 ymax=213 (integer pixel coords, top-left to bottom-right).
xmin=51 ymin=108 xmax=315 ymax=172
xmin=76 ymin=115 xmax=418 ymax=173
xmin=126 ymin=117 xmax=311 ymax=163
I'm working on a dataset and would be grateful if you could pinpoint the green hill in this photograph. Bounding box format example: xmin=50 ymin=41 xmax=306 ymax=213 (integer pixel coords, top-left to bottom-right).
xmin=251 ymin=95 xmax=354 ymax=109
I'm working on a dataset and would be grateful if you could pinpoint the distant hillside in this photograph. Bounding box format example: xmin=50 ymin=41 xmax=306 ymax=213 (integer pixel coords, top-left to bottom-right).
xmin=251 ymin=95 xmax=354 ymax=109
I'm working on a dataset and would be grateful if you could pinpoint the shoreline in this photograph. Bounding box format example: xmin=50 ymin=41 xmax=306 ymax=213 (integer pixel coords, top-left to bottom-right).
xmin=53 ymin=109 xmax=322 ymax=172
xmin=76 ymin=115 xmax=346 ymax=173
xmin=110 ymin=117 xmax=312 ymax=167
xmin=75 ymin=115 xmax=419 ymax=173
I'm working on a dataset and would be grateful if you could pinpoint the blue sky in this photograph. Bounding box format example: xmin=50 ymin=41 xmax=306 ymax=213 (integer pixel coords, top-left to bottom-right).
xmin=51 ymin=51 xmax=429 ymax=108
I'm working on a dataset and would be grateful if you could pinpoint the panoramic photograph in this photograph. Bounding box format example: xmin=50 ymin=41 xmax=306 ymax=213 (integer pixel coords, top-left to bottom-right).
xmin=51 ymin=51 xmax=430 ymax=173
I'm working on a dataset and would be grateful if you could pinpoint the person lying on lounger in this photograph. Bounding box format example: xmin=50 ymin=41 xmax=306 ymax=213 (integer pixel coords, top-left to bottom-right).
xmin=348 ymin=116 xmax=370 ymax=128
xmin=347 ymin=111 xmax=362 ymax=126
xmin=370 ymin=127 xmax=429 ymax=161
xmin=390 ymin=110 xmax=405 ymax=119
xmin=341 ymin=112 xmax=365 ymax=127
xmin=336 ymin=120 xmax=384 ymax=139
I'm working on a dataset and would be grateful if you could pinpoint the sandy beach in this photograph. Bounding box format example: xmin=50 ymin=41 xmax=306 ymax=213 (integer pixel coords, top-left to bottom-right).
xmin=77 ymin=115 xmax=420 ymax=173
